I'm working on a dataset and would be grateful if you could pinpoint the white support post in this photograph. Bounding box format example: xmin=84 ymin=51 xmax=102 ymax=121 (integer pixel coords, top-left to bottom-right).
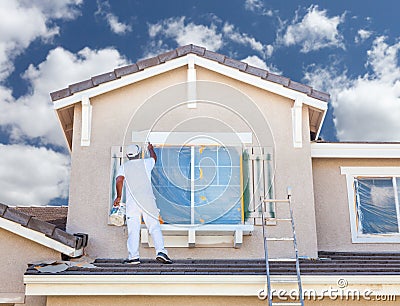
xmin=187 ymin=55 xmax=197 ymax=108
xmin=292 ymin=98 xmax=303 ymax=148
xmin=81 ymin=95 xmax=92 ymax=146
xmin=188 ymin=229 xmax=196 ymax=248
xmin=234 ymin=230 xmax=243 ymax=248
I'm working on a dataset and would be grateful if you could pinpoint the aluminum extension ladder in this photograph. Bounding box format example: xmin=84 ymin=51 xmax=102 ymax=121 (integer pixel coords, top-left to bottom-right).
xmin=261 ymin=188 xmax=304 ymax=306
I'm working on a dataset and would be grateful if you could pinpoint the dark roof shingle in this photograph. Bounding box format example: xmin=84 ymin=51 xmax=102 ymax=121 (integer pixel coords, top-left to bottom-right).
xmin=50 ymin=44 xmax=330 ymax=103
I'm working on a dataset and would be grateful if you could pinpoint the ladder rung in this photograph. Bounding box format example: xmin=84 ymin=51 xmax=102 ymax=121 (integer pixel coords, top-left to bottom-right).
xmin=265 ymin=218 xmax=292 ymax=221
xmin=266 ymin=237 xmax=294 ymax=241
xmin=263 ymin=199 xmax=290 ymax=203
xmin=269 ymin=258 xmax=296 ymax=261
xmin=272 ymin=303 xmax=302 ymax=305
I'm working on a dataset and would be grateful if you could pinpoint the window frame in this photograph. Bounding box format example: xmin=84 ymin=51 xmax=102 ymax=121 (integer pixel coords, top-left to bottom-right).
xmin=341 ymin=167 xmax=400 ymax=243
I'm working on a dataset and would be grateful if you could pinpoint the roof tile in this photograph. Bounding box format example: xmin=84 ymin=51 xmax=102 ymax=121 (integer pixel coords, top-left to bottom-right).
xmin=203 ymin=50 xmax=225 ymax=63
xmin=157 ymin=50 xmax=178 ymax=63
xmin=0 ymin=203 xmax=7 ymax=216
xmin=309 ymin=89 xmax=330 ymax=102
xmin=245 ymin=65 xmax=268 ymax=78
xmin=137 ymin=56 xmax=160 ymax=70
xmin=27 ymin=217 xmax=56 ymax=236
xmin=286 ymin=80 xmax=312 ymax=95
xmin=176 ymin=44 xmax=194 ymax=56
xmin=69 ymin=79 xmax=94 ymax=94
xmin=50 ymin=88 xmax=71 ymax=101
xmin=265 ymin=73 xmax=290 ymax=86
xmin=114 ymin=63 xmax=139 ymax=78
xmin=223 ymin=58 xmax=247 ymax=71
xmin=50 ymin=44 xmax=330 ymax=103
xmin=91 ymin=72 xmax=117 ymax=86
xmin=50 ymin=228 xmax=80 ymax=248
xmin=191 ymin=45 xmax=206 ymax=56
xmin=3 ymin=208 xmax=31 ymax=226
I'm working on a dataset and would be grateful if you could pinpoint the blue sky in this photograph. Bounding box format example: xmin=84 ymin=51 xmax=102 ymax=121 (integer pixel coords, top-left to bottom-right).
xmin=0 ymin=0 xmax=399 ymax=206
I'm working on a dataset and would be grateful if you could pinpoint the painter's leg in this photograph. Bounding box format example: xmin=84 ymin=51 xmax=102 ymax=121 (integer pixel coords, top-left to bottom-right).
xmin=126 ymin=201 xmax=142 ymax=259
xmin=141 ymin=199 xmax=168 ymax=255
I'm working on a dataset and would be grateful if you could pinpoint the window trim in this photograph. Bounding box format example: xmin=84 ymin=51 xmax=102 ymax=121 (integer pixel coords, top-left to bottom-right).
xmin=341 ymin=167 xmax=400 ymax=243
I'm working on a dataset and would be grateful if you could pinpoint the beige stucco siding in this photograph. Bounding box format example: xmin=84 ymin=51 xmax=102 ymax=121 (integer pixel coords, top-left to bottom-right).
xmin=67 ymin=65 xmax=318 ymax=259
xmin=0 ymin=228 xmax=58 ymax=305
xmin=313 ymin=158 xmax=400 ymax=252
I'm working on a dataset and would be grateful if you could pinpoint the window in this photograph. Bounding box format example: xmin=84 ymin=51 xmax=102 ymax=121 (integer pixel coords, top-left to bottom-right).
xmin=341 ymin=167 xmax=400 ymax=243
xmin=152 ymin=145 xmax=246 ymax=225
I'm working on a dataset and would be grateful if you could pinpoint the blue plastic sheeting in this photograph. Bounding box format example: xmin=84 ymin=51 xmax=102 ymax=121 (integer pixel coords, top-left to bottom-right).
xmin=355 ymin=177 xmax=399 ymax=234
xmin=151 ymin=146 xmax=243 ymax=225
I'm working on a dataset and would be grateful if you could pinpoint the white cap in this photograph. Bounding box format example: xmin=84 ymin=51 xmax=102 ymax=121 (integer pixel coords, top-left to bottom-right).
xmin=126 ymin=144 xmax=141 ymax=158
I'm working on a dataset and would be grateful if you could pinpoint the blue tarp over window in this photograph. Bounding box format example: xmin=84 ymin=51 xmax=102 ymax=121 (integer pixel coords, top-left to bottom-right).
xmin=151 ymin=146 xmax=243 ymax=225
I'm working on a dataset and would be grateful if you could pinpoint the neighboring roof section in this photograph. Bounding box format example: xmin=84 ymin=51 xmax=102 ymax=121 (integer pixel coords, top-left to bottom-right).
xmin=16 ymin=206 xmax=67 ymax=230
xmin=0 ymin=203 xmax=86 ymax=257
xmin=50 ymin=44 xmax=330 ymax=103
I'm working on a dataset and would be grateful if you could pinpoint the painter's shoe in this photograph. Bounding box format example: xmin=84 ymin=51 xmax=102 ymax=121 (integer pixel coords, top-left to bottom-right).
xmin=156 ymin=252 xmax=172 ymax=264
xmin=123 ymin=258 xmax=140 ymax=265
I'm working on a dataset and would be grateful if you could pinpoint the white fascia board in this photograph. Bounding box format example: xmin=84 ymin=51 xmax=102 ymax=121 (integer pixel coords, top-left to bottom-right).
xmin=24 ymin=274 xmax=400 ymax=296
xmin=311 ymin=143 xmax=400 ymax=158
xmin=193 ymin=56 xmax=327 ymax=111
xmin=53 ymin=56 xmax=190 ymax=110
xmin=340 ymin=166 xmax=400 ymax=176
xmin=53 ymin=54 xmax=327 ymax=112
xmin=0 ymin=217 xmax=82 ymax=257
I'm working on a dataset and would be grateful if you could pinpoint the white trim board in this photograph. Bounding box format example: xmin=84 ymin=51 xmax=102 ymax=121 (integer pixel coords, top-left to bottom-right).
xmin=25 ymin=274 xmax=400 ymax=296
xmin=132 ymin=131 xmax=253 ymax=145
xmin=312 ymin=143 xmax=400 ymax=158
xmin=0 ymin=293 xmax=25 ymax=304
xmin=53 ymin=54 xmax=327 ymax=112
xmin=0 ymin=217 xmax=83 ymax=257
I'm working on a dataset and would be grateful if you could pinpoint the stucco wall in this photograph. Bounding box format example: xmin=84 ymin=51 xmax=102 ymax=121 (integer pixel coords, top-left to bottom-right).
xmin=313 ymin=158 xmax=400 ymax=252
xmin=66 ymin=65 xmax=318 ymax=259
xmin=0 ymin=228 xmax=59 ymax=306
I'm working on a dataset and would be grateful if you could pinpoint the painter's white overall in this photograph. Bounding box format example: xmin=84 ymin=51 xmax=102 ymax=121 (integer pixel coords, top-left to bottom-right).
xmin=117 ymin=158 xmax=167 ymax=259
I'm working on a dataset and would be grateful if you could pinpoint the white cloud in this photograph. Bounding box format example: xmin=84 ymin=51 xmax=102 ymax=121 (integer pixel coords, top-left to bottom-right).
xmin=304 ymin=36 xmax=400 ymax=141
xmin=0 ymin=144 xmax=70 ymax=206
xmin=355 ymin=29 xmax=372 ymax=43
xmin=278 ymin=5 xmax=345 ymax=53
xmin=223 ymin=23 xmax=270 ymax=57
xmin=106 ymin=13 xmax=132 ymax=35
xmin=241 ymin=55 xmax=281 ymax=75
xmin=0 ymin=47 xmax=129 ymax=146
xmin=244 ymin=0 xmax=273 ymax=16
xmin=0 ymin=0 xmax=82 ymax=80
xmin=96 ymin=1 xmax=132 ymax=35
xmin=148 ymin=17 xmax=224 ymax=51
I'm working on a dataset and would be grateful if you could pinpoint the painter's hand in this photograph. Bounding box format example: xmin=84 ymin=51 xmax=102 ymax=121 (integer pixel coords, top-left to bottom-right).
xmin=147 ymin=143 xmax=154 ymax=151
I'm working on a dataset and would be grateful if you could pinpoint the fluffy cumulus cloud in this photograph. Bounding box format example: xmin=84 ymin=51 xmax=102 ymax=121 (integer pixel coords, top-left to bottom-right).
xmin=304 ymin=36 xmax=400 ymax=141
xmin=0 ymin=0 xmax=82 ymax=79
xmin=96 ymin=0 xmax=132 ymax=35
xmin=278 ymin=5 xmax=345 ymax=53
xmin=148 ymin=17 xmax=224 ymax=51
xmin=355 ymin=29 xmax=372 ymax=43
xmin=148 ymin=17 xmax=272 ymax=58
xmin=223 ymin=23 xmax=271 ymax=58
xmin=0 ymin=144 xmax=70 ymax=206
xmin=0 ymin=47 xmax=129 ymax=146
xmin=241 ymin=55 xmax=281 ymax=74
xmin=0 ymin=46 xmax=128 ymax=205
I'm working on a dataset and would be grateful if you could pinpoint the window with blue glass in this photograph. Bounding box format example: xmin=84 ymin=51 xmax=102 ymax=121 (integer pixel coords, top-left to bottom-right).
xmin=355 ymin=177 xmax=400 ymax=235
xmin=151 ymin=145 xmax=247 ymax=225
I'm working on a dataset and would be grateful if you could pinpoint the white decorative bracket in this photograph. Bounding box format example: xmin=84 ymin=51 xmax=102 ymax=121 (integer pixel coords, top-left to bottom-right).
xmin=187 ymin=55 xmax=197 ymax=109
xmin=292 ymin=98 xmax=303 ymax=148
xmin=81 ymin=95 xmax=92 ymax=146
